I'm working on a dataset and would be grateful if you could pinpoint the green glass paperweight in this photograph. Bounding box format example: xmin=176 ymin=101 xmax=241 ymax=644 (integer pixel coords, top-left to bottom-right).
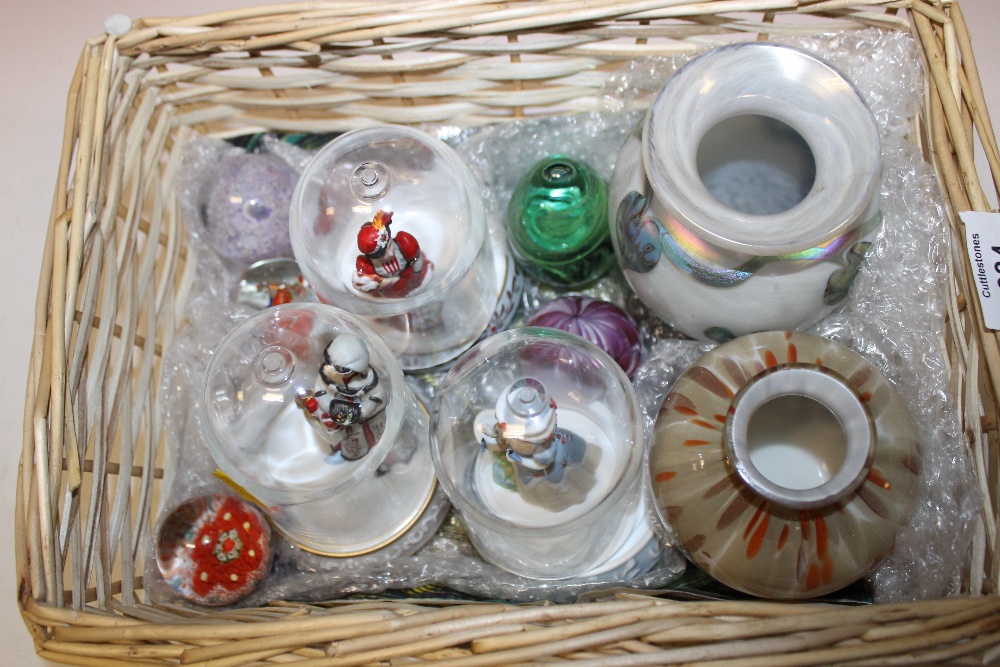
xmin=507 ymin=156 xmax=613 ymax=287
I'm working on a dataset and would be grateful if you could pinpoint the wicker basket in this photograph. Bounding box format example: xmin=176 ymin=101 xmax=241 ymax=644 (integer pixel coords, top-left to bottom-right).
xmin=17 ymin=0 xmax=1000 ymax=664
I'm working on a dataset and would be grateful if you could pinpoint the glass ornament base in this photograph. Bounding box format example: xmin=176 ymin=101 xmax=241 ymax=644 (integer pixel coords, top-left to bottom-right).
xmin=398 ymin=241 xmax=522 ymax=372
xmin=575 ymin=498 xmax=660 ymax=580
xmin=259 ymin=401 xmax=439 ymax=557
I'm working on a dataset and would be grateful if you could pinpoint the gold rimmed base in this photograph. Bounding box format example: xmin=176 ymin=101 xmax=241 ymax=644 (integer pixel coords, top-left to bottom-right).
xmin=273 ymin=476 xmax=440 ymax=558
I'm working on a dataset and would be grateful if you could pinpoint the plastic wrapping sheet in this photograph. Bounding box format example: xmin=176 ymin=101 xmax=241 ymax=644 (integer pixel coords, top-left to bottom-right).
xmin=148 ymin=28 xmax=977 ymax=606
xmin=158 ymin=132 xmax=316 ymax=494
xmin=237 ymin=513 xmax=684 ymax=605
xmin=776 ymin=30 xmax=975 ymax=603
xmin=145 ymin=156 xmax=256 ymax=604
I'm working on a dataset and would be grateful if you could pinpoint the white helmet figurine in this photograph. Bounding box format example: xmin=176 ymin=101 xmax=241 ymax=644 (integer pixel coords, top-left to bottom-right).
xmin=324 ymin=333 xmax=370 ymax=374
xmin=495 ymin=378 xmax=556 ymax=444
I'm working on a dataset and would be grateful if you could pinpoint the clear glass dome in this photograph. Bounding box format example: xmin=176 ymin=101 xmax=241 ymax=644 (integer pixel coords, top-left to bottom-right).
xmin=431 ymin=327 xmax=648 ymax=579
xmin=201 ymin=303 xmax=437 ymax=557
xmin=290 ymin=125 xmax=498 ymax=370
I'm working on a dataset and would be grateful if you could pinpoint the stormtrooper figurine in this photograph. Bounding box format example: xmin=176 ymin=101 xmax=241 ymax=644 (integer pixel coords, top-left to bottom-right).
xmin=296 ymin=333 xmax=387 ymax=460
xmin=352 ymin=210 xmax=429 ymax=298
xmin=475 ymin=378 xmax=586 ymax=489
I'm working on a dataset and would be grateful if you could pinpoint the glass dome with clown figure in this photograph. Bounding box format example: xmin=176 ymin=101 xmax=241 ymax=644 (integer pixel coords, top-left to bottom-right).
xmin=202 ymin=303 xmax=445 ymax=558
xmin=290 ymin=125 xmax=510 ymax=371
xmin=431 ymin=328 xmax=661 ymax=580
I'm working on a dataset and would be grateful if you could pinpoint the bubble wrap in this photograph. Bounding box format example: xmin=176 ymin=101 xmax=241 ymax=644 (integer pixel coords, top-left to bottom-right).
xmin=149 ymin=134 xmax=686 ymax=607
xmin=449 ymin=28 xmax=977 ymax=602
xmin=149 ymin=28 xmax=977 ymax=606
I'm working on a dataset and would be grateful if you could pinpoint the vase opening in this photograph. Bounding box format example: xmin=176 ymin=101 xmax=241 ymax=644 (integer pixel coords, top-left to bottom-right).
xmin=726 ymin=364 xmax=874 ymax=509
xmin=696 ymin=114 xmax=816 ymax=217
xmin=745 ymin=394 xmax=845 ymax=491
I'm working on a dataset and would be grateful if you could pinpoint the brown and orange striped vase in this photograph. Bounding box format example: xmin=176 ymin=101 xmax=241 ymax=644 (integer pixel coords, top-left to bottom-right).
xmin=648 ymin=331 xmax=919 ymax=599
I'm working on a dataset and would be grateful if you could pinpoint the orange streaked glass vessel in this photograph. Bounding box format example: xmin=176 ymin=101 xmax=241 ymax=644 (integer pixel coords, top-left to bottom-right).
xmin=648 ymin=331 xmax=920 ymax=599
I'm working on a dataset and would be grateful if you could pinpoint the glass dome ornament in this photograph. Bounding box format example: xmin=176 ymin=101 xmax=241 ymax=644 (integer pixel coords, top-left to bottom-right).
xmin=431 ymin=328 xmax=659 ymax=580
xmin=202 ymin=303 xmax=444 ymax=557
xmin=290 ymin=125 xmax=503 ymax=370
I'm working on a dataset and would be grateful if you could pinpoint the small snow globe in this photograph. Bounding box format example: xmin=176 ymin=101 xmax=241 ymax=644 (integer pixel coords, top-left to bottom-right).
xmin=202 ymin=303 xmax=441 ymax=557
xmin=290 ymin=125 xmax=500 ymax=370
xmin=431 ymin=328 xmax=656 ymax=579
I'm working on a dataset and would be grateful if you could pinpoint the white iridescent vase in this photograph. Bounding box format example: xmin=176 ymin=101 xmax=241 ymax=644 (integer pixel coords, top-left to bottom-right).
xmin=609 ymin=43 xmax=882 ymax=342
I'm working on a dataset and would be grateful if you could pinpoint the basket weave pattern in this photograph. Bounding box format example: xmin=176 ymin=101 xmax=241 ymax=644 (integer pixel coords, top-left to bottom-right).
xmin=17 ymin=0 xmax=1000 ymax=664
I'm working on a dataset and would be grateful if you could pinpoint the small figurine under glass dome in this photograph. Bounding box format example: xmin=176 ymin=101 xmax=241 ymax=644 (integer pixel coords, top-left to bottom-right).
xmin=431 ymin=328 xmax=658 ymax=579
xmin=203 ymin=304 xmax=444 ymax=557
xmin=295 ymin=333 xmax=387 ymax=461
xmin=352 ymin=210 xmax=431 ymax=298
xmin=289 ymin=125 xmax=502 ymax=370
xmin=474 ymin=378 xmax=597 ymax=510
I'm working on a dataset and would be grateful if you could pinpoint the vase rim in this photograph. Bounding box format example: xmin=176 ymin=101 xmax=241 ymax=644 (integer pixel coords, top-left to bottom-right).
xmin=724 ymin=363 xmax=875 ymax=509
xmin=642 ymin=42 xmax=881 ymax=255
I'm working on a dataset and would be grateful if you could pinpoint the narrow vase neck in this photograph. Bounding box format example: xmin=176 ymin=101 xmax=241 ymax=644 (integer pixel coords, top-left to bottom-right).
xmin=725 ymin=364 xmax=874 ymax=509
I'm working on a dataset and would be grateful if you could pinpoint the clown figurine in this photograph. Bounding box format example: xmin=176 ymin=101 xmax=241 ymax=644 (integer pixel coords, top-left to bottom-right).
xmin=352 ymin=210 xmax=429 ymax=297
xmin=296 ymin=333 xmax=387 ymax=460
xmin=475 ymin=378 xmax=588 ymax=491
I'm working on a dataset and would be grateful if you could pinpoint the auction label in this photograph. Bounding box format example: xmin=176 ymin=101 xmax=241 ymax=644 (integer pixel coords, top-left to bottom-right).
xmin=962 ymin=211 xmax=1000 ymax=330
